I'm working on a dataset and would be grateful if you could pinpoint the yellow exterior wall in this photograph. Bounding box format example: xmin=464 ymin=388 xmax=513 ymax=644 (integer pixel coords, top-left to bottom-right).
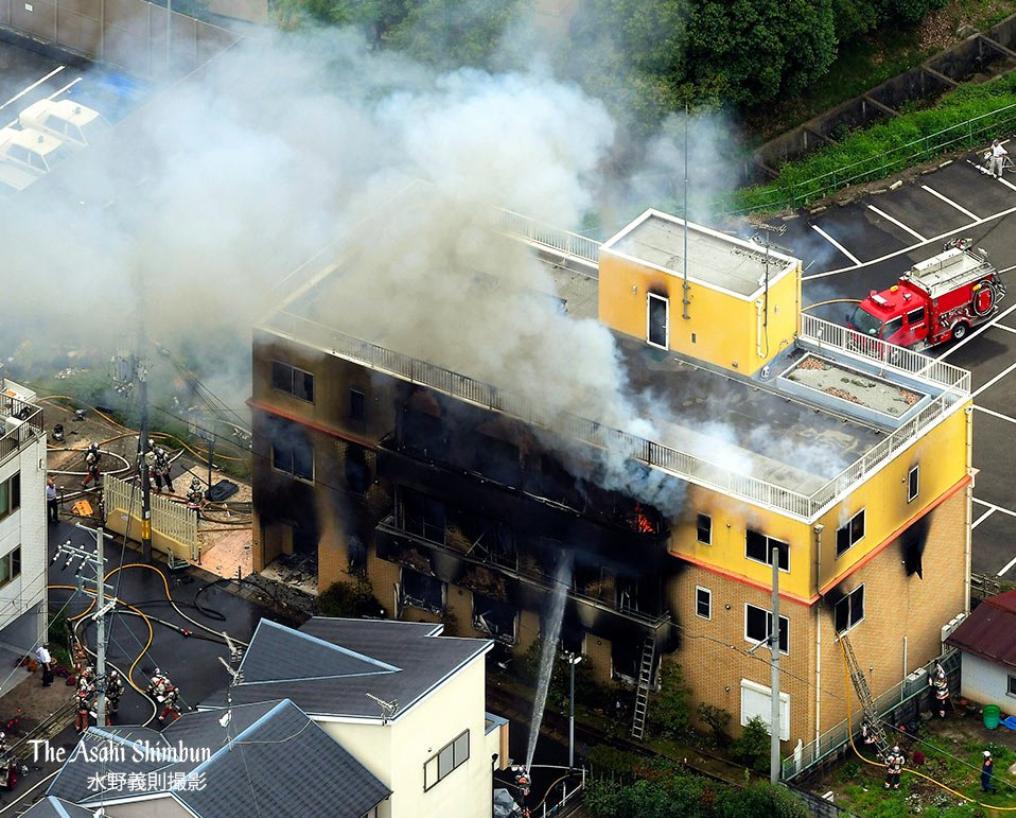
xmin=324 ymin=655 xmax=491 ymax=818
xmin=669 ymin=403 xmax=970 ymax=602
xmin=815 ymin=402 xmax=971 ymax=591
xmin=596 ymin=249 xmax=800 ymax=376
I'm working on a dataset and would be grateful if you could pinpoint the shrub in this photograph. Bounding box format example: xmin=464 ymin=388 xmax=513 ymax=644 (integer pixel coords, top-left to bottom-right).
xmin=697 ymin=703 xmax=733 ymax=746
xmin=650 ymin=658 xmax=692 ymax=738
xmin=730 ymin=716 xmax=771 ymax=773
xmin=717 ymin=782 xmax=809 ymax=818
xmin=316 ymin=578 xmax=382 ymax=617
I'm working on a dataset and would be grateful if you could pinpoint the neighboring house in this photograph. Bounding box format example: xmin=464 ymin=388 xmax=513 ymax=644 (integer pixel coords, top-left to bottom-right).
xmin=250 ymin=198 xmax=973 ymax=748
xmin=0 ymin=376 xmax=47 ymax=675
xmin=946 ymin=590 xmax=1016 ymax=711
xmin=198 ymin=617 xmax=508 ymax=818
xmin=45 ymin=699 xmax=389 ymax=818
xmin=22 ymin=796 xmax=96 ymax=817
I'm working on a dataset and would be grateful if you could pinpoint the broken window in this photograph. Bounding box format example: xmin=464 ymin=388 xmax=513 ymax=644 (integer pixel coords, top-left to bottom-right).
xmin=834 ymin=586 xmax=864 ymax=633
xmin=617 ymin=577 xmax=641 ymax=613
xmin=269 ymin=418 xmax=314 ymax=481
xmin=648 ymin=293 xmax=669 ymax=349
xmin=474 ymin=434 xmax=522 ymax=485
xmin=400 ymin=488 xmax=446 ymax=544
xmin=344 ymin=445 xmax=369 ymax=494
xmin=746 ymin=529 xmax=789 ymax=571
xmin=836 ymin=510 xmax=866 ymax=557
xmin=270 ymin=361 xmax=314 ymax=402
xmin=745 ymin=604 xmax=789 ymax=654
xmin=558 ymin=617 xmax=585 ymax=656
xmin=908 ymin=465 xmax=920 ymax=502
xmin=472 ymin=594 xmax=517 ymax=643
xmin=401 ymin=567 xmax=444 ymax=612
xmin=696 ymin=513 xmax=712 ymax=544
xmin=349 ymin=388 xmax=365 ymax=421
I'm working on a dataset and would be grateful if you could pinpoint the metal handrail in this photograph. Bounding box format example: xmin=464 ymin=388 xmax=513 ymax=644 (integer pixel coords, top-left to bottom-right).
xmin=736 ymin=98 xmax=1016 ymax=213
xmin=264 ymin=311 xmax=969 ymax=519
xmin=0 ymin=396 xmax=44 ymax=466
xmin=492 ymin=208 xmax=601 ymax=265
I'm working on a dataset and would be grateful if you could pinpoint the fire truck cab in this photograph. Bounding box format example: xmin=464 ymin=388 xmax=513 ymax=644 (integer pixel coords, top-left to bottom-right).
xmin=849 ymin=242 xmax=1005 ymax=350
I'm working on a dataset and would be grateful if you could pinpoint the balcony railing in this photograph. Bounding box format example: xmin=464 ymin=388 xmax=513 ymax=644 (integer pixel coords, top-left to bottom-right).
xmin=0 ymin=395 xmax=44 ymax=466
xmin=377 ymin=515 xmax=671 ymax=630
xmin=264 ymin=311 xmax=970 ymax=520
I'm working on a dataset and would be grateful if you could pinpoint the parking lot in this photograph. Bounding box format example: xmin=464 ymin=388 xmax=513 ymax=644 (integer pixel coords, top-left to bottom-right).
xmin=770 ymin=145 xmax=1016 ymax=580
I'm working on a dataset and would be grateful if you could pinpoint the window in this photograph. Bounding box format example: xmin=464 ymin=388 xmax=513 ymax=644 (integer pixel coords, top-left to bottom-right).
xmin=834 ymin=586 xmax=865 ymax=633
xmin=269 ymin=419 xmax=314 ymax=481
xmin=745 ymin=604 xmax=789 ymax=654
xmin=695 ymin=587 xmax=711 ymax=620
xmin=0 ymin=547 xmax=22 ymax=588
xmin=907 ymin=306 xmax=926 ymax=325
xmin=836 ymin=509 xmax=866 ymax=557
xmin=881 ymin=317 xmax=903 ymax=339
xmin=270 ymin=361 xmax=314 ymax=403
xmin=0 ymin=473 xmax=20 ymax=521
xmin=1008 ymin=675 xmax=1016 ymax=698
xmin=400 ymin=488 xmax=445 ymax=543
xmin=424 ymin=730 xmax=470 ymax=791
xmin=349 ymin=388 xmax=365 ymax=421
xmin=740 ymin=679 xmax=790 ymax=742
xmin=647 ymin=293 xmax=669 ymax=349
xmin=908 ymin=465 xmax=919 ymax=503
xmin=696 ymin=513 xmax=712 ymax=545
xmin=746 ymin=529 xmax=789 ymax=571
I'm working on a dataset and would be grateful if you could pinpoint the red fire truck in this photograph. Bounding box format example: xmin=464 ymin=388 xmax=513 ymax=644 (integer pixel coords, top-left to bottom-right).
xmin=848 ymin=240 xmax=1006 ymax=350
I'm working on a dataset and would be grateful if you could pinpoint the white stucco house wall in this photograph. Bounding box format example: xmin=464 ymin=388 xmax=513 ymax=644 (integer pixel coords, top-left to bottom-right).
xmin=946 ymin=590 xmax=1016 ymax=713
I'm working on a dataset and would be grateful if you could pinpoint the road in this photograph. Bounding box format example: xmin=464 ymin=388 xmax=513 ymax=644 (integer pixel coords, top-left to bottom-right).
xmin=761 ymin=148 xmax=1016 ymax=580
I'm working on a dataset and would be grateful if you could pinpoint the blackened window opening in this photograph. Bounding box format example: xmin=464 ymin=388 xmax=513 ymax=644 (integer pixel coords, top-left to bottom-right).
xmin=401 ymin=568 xmax=443 ymax=612
xmin=269 ymin=418 xmax=314 ymax=481
xmin=746 ymin=529 xmax=789 ymax=571
xmin=696 ymin=513 xmax=712 ymax=544
xmin=399 ymin=487 xmax=446 ymax=544
xmin=349 ymin=388 xmax=365 ymax=421
xmin=271 ymin=361 xmax=314 ymax=402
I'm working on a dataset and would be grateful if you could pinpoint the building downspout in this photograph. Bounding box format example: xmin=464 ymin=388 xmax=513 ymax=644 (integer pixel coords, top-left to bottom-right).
xmin=813 ymin=524 xmax=824 ymax=745
xmin=964 ymin=405 xmax=973 ymax=614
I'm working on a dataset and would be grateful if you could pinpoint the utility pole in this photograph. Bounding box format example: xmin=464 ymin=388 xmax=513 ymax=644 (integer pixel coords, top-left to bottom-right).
xmin=53 ymin=525 xmax=116 ymax=728
xmin=770 ymin=546 xmax=781 ymax=785
xmin=112 ymin=337 xmax=152 ymax=562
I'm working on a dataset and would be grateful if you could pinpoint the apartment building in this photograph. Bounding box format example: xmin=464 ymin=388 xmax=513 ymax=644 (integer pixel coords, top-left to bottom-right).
xmin=0 ymin=375 xmax=48 ymax=669
xmin=249 ymin=204 xmax=972 ymax=752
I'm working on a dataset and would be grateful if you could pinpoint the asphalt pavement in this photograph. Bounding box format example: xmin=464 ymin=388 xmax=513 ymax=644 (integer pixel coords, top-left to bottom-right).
xmin=765 ymin=145 xmax=1016 ymax=580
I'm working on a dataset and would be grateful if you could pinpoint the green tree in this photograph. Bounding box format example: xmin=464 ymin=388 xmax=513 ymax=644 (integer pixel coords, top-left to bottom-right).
xmin=650 ymin=658 xmax=692 ymax=738
xmin=388 ymin=0 xmax=523 ymax=68
xmin=730 ymin=716 xmax=771 ymax=773
xmin=717 ymin=782 xmax=808 ymax=818
xmin=317 ymin=577 xmax=382 ymax=617
xmin=687 ymin=0 xmax=838 ymax=105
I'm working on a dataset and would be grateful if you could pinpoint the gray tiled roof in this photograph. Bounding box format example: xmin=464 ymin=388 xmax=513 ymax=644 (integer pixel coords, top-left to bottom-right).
xmin=21 ymin=796 xmax=95 ymax=818
xmin=47 ymin=727 xmax=170 ymax=804
xmin=202 ymin=617 xmax=491 ymax=721
xmin=48 ymin=700 xmax=389 ymax=818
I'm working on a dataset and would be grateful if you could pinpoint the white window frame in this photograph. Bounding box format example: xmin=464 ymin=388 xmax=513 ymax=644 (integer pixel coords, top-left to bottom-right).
xmin=835 ymin=509 xmax=866 ymax=558
xmin=744 ymin=603 xmax=789 ymax=655
xmin=1007 ymin=674 xmax=1016 ymax=699
xmin=907 ymin=465 xmax=920 ymax=503
xmin=695 ymin=586 xmax=712 ymax=620
xmin=834 ymin=585 xmax=865 ymax=634
xmin=740 ymin=679 xmax=790 ymax=741
xmin=696 ymin=513 xmax=712 ymax=545
xmin=647 ymin=293 xmax=669 ymax=350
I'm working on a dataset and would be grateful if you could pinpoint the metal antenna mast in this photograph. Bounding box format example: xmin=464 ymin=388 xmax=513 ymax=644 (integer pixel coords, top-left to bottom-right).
xmin=112 ymin=334 xmax=153 ymax=562
xmin=681 ymin=102 xmax=691 ymax=320
xmin=53 ymin=525 xmax=116 ymax=727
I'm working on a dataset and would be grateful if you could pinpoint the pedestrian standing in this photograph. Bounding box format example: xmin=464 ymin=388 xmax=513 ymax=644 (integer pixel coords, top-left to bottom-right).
xmin=46 ymin=477 xmax=59 ymax=524
xmin=991 ymin=140 xmax=1009 ymax=179
xmin=34 ymin=644 xmax=53 ymax=687
xmin=982 ymin=751 xmax=997 ymax=793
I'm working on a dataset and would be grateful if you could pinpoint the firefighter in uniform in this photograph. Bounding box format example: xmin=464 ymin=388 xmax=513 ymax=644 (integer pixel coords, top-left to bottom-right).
xmin=884 ymin=746 xmax=904 ymax=790
xmin=930 ymin=663 xmax=950 ymax=718
xmin=75 ymin=672 xmax=95 ymax=733
xmin=156 ymin=448 xmax=174 ymax=493
xmin=0 ymin=731 xmax=16 ymax=790
xmin=186 ymin=477 xmax=205 ymax=509
xmin=81 ymin=444 xmax=102 ymax=488
xmin=147 ymin=669 xmax=182 ymax=724
xmin=106 ymin=669 xmax=125 ymax=723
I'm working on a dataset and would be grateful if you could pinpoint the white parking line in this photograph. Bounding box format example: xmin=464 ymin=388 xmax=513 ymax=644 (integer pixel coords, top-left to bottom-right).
xmin=0 ymin=66 xmax=65 ymax=112
xmin=972 ymin=507 xmax=996 ymax=529
xmin=811 ymin=225 xmax=862 ymax=266
xmin=938 ymin=302 xmax=1016 ymax=360
xmin=974 ymin=405 xmax=1016 ymax=425
xmin=973 ymin=497 xmax=1016 ymax=518
xmin=994 ymin=324 xmax=1016 ymax=335
xmin=4 ymin=77 xmax=84 ymax=128
xmin=921 ymin=185 xmax=980 ymax=221
xmin=867 ymin=204 xmax=927 ymax=242
xmin=972 ymin=360 xmax=1016 ymax=399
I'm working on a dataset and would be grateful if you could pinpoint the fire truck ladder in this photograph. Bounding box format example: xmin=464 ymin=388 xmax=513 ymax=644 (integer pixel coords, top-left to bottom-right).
xmin=840 ymin=634 xmax=892 ymax=760
xmin=631 ymin=636 xmax=655 ymax=741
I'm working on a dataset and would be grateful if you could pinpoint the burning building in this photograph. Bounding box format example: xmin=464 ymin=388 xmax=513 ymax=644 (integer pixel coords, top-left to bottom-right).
xmin=250 ymin=202 xmax=972 ymax=751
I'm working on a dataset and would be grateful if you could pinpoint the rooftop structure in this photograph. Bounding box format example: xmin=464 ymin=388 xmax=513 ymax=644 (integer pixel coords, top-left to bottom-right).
xmin=261 ymin=208 xmax=969 ymax=521
xmin=946 ymin=591 xmax=1016 ymax=670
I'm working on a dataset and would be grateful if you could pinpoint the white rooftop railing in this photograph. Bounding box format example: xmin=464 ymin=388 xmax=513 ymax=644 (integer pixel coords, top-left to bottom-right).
xmin=262 ymin=310 xmax=970 ymax=521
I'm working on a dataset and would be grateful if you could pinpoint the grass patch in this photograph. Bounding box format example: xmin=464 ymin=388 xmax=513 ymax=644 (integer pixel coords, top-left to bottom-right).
xmin=733 ymin=69 xmax=1016 ymax=213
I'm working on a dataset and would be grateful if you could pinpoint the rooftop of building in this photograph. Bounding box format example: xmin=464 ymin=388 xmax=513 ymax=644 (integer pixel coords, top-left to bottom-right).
xmin=200 ymin=617 xmax=491 ymax=720
xmin=21 ymin=797 xmax=96 ymax=818
xmin=946 ymin=591 xmax=1016 ymax=670
xmin=48 ymin=699 xmax=390 ymax=818
xmin=602 ymin=209 xmax=797 ymax=299
xmin=259 ymin=209 xmax=970 ymax=520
